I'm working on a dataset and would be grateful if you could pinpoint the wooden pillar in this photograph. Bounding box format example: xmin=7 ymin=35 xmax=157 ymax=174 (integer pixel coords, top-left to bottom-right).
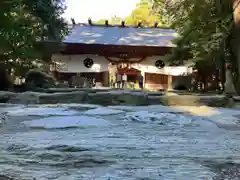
xmin=142 ymin=71 xmax=145 ymax=89
xmin=108 ymin=64 xmax=117 ymax=88
xmin=103 ymin=71 xmax=109 ymax=86
xmin=142 ymin=72 xmax=146 ymax=89
xmin=167 ymin=74 xmax=173 ymax=90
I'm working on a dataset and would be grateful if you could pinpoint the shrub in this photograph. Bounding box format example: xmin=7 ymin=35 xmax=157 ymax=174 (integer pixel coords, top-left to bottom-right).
xmin=0 ymin=64 xmax=13 ymax=91
xmin=25 ymin=69 xmax=56 ymax=90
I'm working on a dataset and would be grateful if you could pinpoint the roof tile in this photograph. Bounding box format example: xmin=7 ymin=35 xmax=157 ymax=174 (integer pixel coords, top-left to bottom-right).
xmin=63 ymin=24 xmax=178 ymax=47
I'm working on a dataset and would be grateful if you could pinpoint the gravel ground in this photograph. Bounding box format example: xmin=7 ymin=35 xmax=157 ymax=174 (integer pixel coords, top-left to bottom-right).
xmin=0 ymin=104 xmax=240 ymax=180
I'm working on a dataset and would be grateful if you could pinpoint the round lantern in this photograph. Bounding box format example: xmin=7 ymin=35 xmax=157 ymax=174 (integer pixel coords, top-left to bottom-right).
xmin=83 ymin=58 xmax=94 ymax=68
xmin=155 ymin=60 xmax=165 ymax=69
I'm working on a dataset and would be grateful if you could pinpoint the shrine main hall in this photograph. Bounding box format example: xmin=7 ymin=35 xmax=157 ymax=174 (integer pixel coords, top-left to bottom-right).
xmin=50 ymin=20 xmax=192 ymax=90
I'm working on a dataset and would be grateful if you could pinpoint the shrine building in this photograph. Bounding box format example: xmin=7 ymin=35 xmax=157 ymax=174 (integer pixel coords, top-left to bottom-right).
xmin=51 ymin=19 xmax=192 ymax=90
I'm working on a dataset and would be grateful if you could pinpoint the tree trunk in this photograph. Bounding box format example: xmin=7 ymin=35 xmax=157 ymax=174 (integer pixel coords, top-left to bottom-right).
xmin=224 ymin=68 xmax=237 ymax=95
xmin=225 ymin=0 xmax=240 ymax=95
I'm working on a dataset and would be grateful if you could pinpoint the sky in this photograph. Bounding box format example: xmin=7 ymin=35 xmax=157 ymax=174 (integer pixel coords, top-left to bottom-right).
xmin=63 ymin=0 xmax=140 ymax=23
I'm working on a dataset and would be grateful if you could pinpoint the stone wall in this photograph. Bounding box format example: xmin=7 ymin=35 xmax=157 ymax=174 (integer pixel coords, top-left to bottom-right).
xmin=0 ymin=89 xmax=232 ymax=107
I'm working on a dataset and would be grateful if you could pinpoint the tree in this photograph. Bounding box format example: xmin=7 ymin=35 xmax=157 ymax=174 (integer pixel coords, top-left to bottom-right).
xmin=230 ymin=0 xmax=240 ymax=94
xmin=94 ymin=0 xmax=169 ymax=27
xmin=111 ymin=16 xmax=123 ymax=25
xmin=153 ymin=0 xmax=239 ymax=93
xmin=95 ymin=19 xmax=107 ymax=25
xmin=125 ymin=0 xmax=163 ymax=26
xmin=95 ymin=16 xmax=123 ymax=25
xmin=0 ymin=0 xmax=68 ymax=77
xmin=152 ymin=0 xmax=171 ymax=27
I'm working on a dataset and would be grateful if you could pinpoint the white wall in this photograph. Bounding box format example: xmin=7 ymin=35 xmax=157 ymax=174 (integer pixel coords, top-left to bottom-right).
xmin=132 ymin=56 xmax=192 ymax=75
xmin=52 ymin=54 xmax=192 ymax=75
xmin=52 ymin=54 xmax=109 ymax=73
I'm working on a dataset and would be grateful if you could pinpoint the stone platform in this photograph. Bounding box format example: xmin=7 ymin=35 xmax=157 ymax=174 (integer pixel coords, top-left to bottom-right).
xmin=0 ymin=88 xmax=233 ymax=107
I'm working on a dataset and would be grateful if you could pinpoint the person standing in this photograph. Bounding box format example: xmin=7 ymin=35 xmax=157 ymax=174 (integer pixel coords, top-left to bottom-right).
xmin=116 ymin=73 xmax=122 ymax=88
xmin=92 ymin=78 xmax=96 ymax=87
xmin=138 ymin=72 xmax=144 ymax=90
xmin=122 ymin=73 xmax=127 ymax=89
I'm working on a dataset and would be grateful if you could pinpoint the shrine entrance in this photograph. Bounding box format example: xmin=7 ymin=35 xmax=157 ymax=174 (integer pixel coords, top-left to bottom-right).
xmin=114 ymin=62 xmax=142 ymax=89
xmin=117 ymin=67 xmax=140 ymax=81
xmin=106 ymin=56 xmax=147 ymax=89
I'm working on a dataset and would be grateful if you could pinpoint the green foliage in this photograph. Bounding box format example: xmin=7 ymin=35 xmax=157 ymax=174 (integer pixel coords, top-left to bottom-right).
xmin=0 ymin=64 xmax=13 ymax=91
xmin=95 ymin=16 xmax=123 ymax=25
xmin=25 ymin=69 xmax=56 ymax=90
xmin=125 ymin=0 xmax=162 ymax=26
xmin=94 ymin=0 xmax=169 ymax=27
xmin=95 ymin=19 xmax=108 ymax=25
xmin=0 ymin=0 xmax=68 ymax=81
xmin=152 ymin=0 xmax=171 ymax=27
xmin=153 ymin=0 xmax=233 ymax=64
xmin=152 ymin=0 xmax=240 ymax=93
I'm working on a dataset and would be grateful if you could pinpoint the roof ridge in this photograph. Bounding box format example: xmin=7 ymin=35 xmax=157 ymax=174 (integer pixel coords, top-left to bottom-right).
xmin=72 ymin=23 xmax=173 ymax=30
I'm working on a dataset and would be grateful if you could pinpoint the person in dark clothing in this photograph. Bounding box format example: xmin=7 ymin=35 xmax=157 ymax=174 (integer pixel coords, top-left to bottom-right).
xmin=138 ymin=73 xmax=144 ymax=90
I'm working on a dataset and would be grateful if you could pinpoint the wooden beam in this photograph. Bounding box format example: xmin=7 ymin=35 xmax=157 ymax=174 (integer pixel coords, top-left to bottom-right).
xmin=59 ymin=43 xmax=171 ymax=57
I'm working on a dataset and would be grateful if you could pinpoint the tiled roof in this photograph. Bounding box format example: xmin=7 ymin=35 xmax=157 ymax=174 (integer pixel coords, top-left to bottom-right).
xmin=63 ymin=24 xmax=178 ymax=47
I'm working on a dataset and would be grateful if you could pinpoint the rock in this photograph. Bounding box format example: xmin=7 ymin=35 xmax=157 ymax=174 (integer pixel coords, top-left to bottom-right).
xmin=0 ymin=112 xmax=7 ymax=126
xmin=23 ymin=115 xmax=111 ymax=129
xmin=8 ymin=91 xmax=40 ymax=104
xmin=68 ymin=106 xmax=96 ymax=111
xmin=87 ymin=91 xmax=149 ymax=106
xmin=146 ymin=96 xmax=163 ymax=105
xmin=87 ymin=92 xmax=114 ymax=105
xmin=197 ymin=95 xmax=229 ymax=107
xmin=38 ymin=91 xmax=88 ymax=104
xmin=0 ymin=175 xmax=14 ymax=180
xmin=44 ymin=88 xmax=111 ymax=93
xmin=44 ymin=88 xmax=81 ymax=93
xmin=201 ymin=161 xmax=240 ymax=180
xmin=147 ymin=92 xmax=164 ymax=96
xmin=0 ymin=90 xmax=232 ymax=107
xmin=0 ymin=91 xmax=15 ymax=103
xmin=82 ymin=107 xmax=125 ymax=115
xmin=233 ymin=96 xmax=240 ymax=101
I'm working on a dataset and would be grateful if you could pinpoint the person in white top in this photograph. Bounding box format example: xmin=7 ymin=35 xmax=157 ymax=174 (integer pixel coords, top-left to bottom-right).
xmin=116 ymin=73 xmax=122 ymax=88
xmin=122 ymin=73 xmax=127 ymax=88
